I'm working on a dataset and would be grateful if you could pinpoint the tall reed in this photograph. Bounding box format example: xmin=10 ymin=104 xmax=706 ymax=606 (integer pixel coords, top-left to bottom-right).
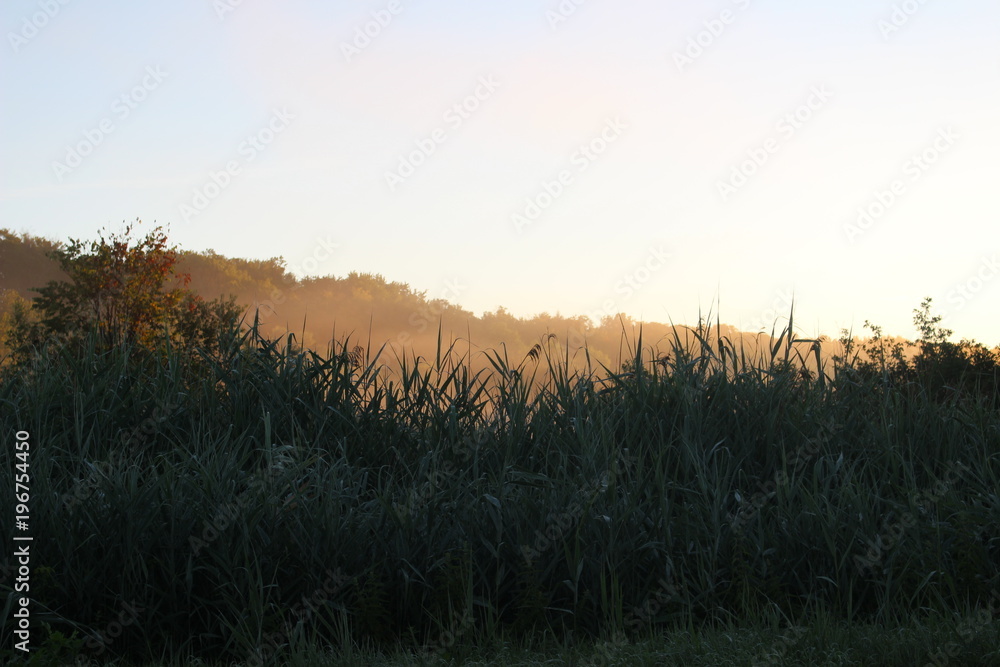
xmin=1 ymin=314 xmax=997 ymax=663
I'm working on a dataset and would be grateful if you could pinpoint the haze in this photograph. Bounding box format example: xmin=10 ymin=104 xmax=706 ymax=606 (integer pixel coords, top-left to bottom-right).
xmin=2 ymin=0 xmax=998 ymax=343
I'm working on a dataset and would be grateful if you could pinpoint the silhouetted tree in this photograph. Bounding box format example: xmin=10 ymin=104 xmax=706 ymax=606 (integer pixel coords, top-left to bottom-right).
xmin=911 ymin=297 xmax=999 ymax=401
xmin=4 ymin=221 xmax=241 ymax=362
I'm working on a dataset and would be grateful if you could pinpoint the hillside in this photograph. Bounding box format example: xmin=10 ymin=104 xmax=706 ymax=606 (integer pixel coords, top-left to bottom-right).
xmin=0 ymin=227 xmax=892 ymax=373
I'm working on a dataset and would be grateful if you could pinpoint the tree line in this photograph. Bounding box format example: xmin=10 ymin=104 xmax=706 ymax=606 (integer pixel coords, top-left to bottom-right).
xmin=2 ymin=222 xmax=997 ymax=396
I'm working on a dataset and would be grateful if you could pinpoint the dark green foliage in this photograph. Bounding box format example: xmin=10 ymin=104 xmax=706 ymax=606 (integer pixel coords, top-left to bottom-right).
xmin=2 ymin=222 xmax=242 ymax=369
xmin=1 ymin=295 xmax=999 ymax=663
xmin=839 ymin=298 xmax=1000 ymax=404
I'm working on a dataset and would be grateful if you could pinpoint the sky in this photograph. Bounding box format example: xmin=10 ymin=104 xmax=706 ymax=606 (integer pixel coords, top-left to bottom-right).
xmin=2 ymin=0 xmax=999 ymax=343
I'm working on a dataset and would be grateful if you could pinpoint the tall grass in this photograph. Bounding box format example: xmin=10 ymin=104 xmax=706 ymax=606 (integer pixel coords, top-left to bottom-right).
xmin=1 ymin=313 xmax=998 ymax=664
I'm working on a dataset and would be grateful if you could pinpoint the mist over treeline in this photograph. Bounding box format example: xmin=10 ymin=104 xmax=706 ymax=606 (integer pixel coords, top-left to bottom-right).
xmin=0 ymin=227 xmax=891 ymax=372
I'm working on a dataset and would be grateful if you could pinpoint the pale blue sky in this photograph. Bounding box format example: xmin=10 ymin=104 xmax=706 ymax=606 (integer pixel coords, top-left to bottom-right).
xmin=2 ymin=0 xmax=999 ymax=343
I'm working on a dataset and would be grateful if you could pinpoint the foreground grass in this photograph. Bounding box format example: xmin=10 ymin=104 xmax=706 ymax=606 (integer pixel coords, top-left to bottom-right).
xmin=61 ymin=612 xmax=1000 ymax=666
xmin=1 ymin=314 xmax=998 ymax=664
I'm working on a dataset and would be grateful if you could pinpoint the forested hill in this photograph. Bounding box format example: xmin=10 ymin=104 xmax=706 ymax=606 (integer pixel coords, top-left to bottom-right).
xmin=1 ymin=228 xmax=849 ymax=371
